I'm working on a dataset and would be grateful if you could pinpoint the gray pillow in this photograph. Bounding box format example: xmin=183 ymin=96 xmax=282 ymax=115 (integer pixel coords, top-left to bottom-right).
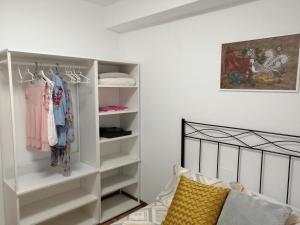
xmin=217 ymin=190 xmax=292 ymax=225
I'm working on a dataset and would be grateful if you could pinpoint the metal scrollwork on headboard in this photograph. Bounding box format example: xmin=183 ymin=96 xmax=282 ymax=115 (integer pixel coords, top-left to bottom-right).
xmin=181 ymin=118 xmax=300 ymax=204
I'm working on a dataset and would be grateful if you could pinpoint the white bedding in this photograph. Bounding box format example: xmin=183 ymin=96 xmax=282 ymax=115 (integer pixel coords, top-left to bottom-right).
xmin=99 ymin=72 xmax=130 ymax=79
xmin=112 ymin=165 xmax=300 ymax=225
xmin=98 ymin=77 xmax=136 ymax=86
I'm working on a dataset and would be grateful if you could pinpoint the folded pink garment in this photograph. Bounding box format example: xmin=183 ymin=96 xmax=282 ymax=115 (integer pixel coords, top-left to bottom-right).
xmin=99 ymin=106 xmax=129 ymax=112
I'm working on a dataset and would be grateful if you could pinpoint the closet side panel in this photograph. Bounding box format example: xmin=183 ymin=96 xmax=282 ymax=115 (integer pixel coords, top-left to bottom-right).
xmin=0 ymin=58 xmax=17 ymax=190
xmin=3 ymin=183 xmax=19 ymax=225
xmin=79 ymin=61 xmax=98 ymax=168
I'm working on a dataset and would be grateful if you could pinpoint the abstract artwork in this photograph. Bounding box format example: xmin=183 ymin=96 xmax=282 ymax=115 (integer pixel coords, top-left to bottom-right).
xmin=220 ymin=34 xmax=300 ymax=91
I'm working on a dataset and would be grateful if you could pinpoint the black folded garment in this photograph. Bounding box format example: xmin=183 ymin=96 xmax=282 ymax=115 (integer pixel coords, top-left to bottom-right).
xmin=100 ymin=127 xmax=132 ymax=138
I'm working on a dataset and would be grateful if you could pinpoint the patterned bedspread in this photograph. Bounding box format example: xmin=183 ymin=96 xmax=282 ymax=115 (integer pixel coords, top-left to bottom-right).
xmin=112 ymin=201 xmax=168 ymax=225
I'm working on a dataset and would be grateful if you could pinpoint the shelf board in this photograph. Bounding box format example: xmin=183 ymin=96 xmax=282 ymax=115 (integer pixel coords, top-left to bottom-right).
xmin=100 ymin=153 xmax=140 ymax=173
xmin=101 ymin=174 xmax=138 ymax=196
xmin=20 ymin=189 xmax=98 ymax=225
xmin=99 ymin=133 xmax=138 ymax=143
xmin=39 ymin=209 xmax=99 ymax=225
xmin=98 ymin=85 xmax=139 ymax=88
xmin=7 ymin=162 xmax=98 ymax=196
xmin=101 ymin=194 xmax=140 ymax=223
xmin=98 ymin=109 xmax=138 ymax=116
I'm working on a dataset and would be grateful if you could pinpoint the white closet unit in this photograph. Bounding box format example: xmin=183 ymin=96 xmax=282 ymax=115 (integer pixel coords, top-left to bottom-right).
xmin=98 ymin=61 xmax=141 ymax=223
xmin=0 ymin=50 xmax=100 ymax=225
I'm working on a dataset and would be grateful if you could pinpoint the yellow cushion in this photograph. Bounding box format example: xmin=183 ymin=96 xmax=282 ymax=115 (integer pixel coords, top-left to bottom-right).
xmin=162 ymin=176 xmax=230 ymax=225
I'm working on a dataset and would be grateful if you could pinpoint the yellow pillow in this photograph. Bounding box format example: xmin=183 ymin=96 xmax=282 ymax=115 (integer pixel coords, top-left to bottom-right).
xmin=162 ymin=176 xmax=230 ymax=225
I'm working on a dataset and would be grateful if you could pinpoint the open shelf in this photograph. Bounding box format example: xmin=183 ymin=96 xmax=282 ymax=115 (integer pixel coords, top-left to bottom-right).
xmin=99 ymin=109 xmax=138 ymax=116
xmin=98 ymin=85 xmax=139 ymax=88
xmin=101 ymin=174 xmax=138 ymax=196
xmin=98 ymin=60 xmax=140 ymax=222
xmin=6 ymin=162 xmax=98 ymax=196
xmin=100 ymin=153 xmax=140 ymax=173
xmin=39 ymin=209 xmax=99 ymax=225
xmin=20 ymin=188 xmax=98 ymax=225
xmin=99 ymin=133 xmax=138 ymax=144
xmin=101 ymin=194 xmax=140 ymax=223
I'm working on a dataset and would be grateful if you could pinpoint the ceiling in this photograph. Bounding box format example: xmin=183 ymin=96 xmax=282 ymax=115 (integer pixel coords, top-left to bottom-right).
xmin=84 ymin=0 xmax=125 ymax=6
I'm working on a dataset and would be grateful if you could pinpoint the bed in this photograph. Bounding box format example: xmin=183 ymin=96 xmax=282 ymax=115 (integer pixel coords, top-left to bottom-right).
xmin=112 ymin=119 xmax=300 ymax=225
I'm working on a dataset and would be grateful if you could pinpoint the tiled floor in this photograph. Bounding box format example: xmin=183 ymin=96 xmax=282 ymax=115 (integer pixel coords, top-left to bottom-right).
xmin=101 ymin=202 xmax=147 ymax=225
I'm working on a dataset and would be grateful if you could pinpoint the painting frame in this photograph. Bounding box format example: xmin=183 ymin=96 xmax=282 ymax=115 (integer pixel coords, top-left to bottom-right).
xmin=219 ymin=34 xmax=300 ymax=93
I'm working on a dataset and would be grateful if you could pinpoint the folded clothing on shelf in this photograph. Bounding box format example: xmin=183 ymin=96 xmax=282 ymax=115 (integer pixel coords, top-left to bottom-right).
xmin=100 ymin=127 xmax=132 ymax=138
xmin=98 ymin=72 xmax=136 ymax=86
xmin=99 ymin=105 xmax=128 ymax=112
xmin=99 ymin=72 xmax=129 ymax=79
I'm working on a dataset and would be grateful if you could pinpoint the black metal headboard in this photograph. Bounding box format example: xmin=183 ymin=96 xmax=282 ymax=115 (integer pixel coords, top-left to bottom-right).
xmin=181 ymin=118 xmax=300 ymax=204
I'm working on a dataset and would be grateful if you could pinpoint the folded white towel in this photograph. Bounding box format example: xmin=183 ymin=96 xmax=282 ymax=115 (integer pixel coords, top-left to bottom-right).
xmin=99 ymin=72 xmax=129 ymax=79
xmin=99 ymin=77 xmax=136 ymax=86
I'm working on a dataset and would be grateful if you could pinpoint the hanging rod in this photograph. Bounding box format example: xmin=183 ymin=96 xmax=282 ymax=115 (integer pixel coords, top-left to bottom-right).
xmin=0 ymin=59 xmax=88 ymax=69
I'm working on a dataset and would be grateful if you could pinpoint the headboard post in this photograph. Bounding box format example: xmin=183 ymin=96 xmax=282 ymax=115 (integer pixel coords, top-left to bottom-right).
xmin=181 ymin=118 xmax=186 ymax=167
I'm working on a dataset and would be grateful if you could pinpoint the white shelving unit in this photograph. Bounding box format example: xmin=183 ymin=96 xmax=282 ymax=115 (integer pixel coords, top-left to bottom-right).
xmin=98 ymin=109 xmax=138 ymax=116
xmin=100 ymin=152 xmax=140 ymax=173
xmin=101 ymin=174 xmax=138 ymax=196
xmin=98 ymin=85 xmax=139 ymax=88
xmin=39 ymin=209 xmax=99 ymax=225
xmin=20 ymin=188 xmax=98 ymax=225
xmin=0 ymin=50 xmax=141 ymax=225
xmin=98 ymin=60 xmax=141 ymax=223
xmin=99 ymin=133 xmax=139 ymax=144
xmin=0 ymin=50 xmax=100 ymax=225
xmin=101 ymin=194 xmax=140 ymax=223
xmin=5 ymin=162 xmax=98 ymax=196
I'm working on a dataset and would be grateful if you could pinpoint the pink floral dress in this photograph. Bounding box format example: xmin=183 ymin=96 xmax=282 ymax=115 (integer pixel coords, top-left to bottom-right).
xmin=25 ymin=81 xmax=50 ymax=151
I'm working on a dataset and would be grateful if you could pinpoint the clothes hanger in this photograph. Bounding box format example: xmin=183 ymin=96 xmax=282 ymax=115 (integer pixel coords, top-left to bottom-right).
xmin=55 ymin=63 xmax=75 ymax=83
xmin=48 ymin=67 xmax=54 ymax=76
xmin=55 ymin=63 xmax=59 ymax=74
xmin=63 ymin=66 xmax=77 ymax=83
xmin=17 ymin=65 xmax=35 ymax=83
xmin=69 ymin=66 xmax=81 ymax=83
xmin=39 ymin=70 xmax=54 ymax=87
xmin=37 ymin=62 xmax=54 ymax=87
xmin=76 ymin=68 xmax=89 ymax=84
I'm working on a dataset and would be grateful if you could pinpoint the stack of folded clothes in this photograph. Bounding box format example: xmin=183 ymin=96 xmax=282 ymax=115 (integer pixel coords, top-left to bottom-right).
xmin=98 ymin=72 xmax=136 ymax=86
xmin=100 ymin=127 xmax=132 ymax=138
xmin=99 ymin=106 xmax=128 ymax=112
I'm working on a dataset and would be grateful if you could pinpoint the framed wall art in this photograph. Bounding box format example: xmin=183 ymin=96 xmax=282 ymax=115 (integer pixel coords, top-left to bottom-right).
xmin=220 ymin=34 xmax=300 ymax=92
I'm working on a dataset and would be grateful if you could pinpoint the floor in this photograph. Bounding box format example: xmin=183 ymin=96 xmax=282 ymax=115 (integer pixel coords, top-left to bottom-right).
xmin=101 ymin=202 xmax=147 ymax=225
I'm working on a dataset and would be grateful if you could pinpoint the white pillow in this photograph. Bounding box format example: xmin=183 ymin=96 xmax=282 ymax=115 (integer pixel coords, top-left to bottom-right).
xmin=156 ymin=164 xmax=249 ymax=208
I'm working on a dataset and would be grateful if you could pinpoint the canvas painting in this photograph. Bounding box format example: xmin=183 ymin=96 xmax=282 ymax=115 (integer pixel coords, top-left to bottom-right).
xmin=220 ymin=34 xmax=300 ymax=91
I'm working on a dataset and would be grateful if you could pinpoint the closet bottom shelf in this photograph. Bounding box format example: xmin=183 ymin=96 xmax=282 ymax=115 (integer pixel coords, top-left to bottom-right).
xmin=39 ymin=209 xmax=99 ymax=225
xmin=101 ymin=193 xmax=140 ymax=223
xmin=20 ymin=188 xmax=98 ymax=225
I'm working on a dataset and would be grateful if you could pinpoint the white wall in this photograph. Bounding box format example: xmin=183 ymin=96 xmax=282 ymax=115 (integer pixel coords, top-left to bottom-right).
xmin=105 ymin=0 xmax=255 ymax=32
xmin=1 ymin=0 xmax=119 ymax=59
xmin=106 ymin=0 xmax=198 ymax=27
xmin=118 ymin=0 xmax=300 ymax=203
xmin=0 ymin=1 xmax=119 ymax=224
